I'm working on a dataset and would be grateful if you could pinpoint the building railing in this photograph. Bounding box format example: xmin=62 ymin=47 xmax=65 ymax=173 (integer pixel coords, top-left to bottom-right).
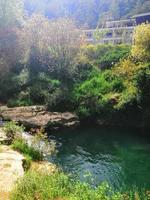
xmin=83 ymin=13 xmax=150 ymax=45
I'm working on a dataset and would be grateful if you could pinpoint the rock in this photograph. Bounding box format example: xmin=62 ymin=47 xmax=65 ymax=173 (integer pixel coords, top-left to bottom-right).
xmin=0 ymin=106 xmax=80 ymax=130
xmin=0 ymin=128 xmax=11 ymax=145
xmin=31 ymin=161 xmax=58 ymax=175
xmin=0 ymin=128 xmax=6 ymax=141
xmin=0 ymin=145 xmax=25 ymax=194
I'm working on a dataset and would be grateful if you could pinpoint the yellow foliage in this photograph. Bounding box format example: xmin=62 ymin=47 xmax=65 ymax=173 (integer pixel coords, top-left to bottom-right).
xmin=115 ymin=82 xmax=138 ymax=109
xmin=77 ymin=44 xmax=95 ymax=65
xmin=132 ymin=23 xmax=150 ymax=61
xmin=113 ymin=59 xmax=138 ymax=79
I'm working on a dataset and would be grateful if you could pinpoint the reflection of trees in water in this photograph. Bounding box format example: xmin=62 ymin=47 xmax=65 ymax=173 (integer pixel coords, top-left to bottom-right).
xmin=117 ymin=144 xmax=150 ymax=189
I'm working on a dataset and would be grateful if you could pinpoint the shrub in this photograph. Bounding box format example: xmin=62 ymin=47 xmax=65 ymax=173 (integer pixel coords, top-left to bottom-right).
xmin=0 ymin=69 xmax=30 ymax=104
xmin=11 ymin=171 xmax=123 ymax=200
xmin=29 ymin=73 xmax=61 ymax=105
xmin=77 ymin=106 xmax=91 ymax=119
xmin=80 ymin=44 xmax=130 ymax=69
xmin=32 ymin=128 xmax=57 ymax=156
xmin=7 ymin=98 xmax=33 ymax=107
xmin=132 ymin=23 xmax=150 ymax=62
xmin=11 ymin=138 xmax=43 ymax=161
xmin=73 ymin=70 xmax=124 ymax=118
xmin=3 ymin=121 xmax=24 ymax=141
xmin=22 ymin=155 xmax=32 ymax=171
xmin=47 ymin=88 xmax=75 ymax=112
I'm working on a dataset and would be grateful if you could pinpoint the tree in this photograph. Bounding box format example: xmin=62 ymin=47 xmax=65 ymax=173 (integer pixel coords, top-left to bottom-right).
xmin=20 ymin=15 xmax=83 ymax=85
xmin=110 ymin=0 xmax=120 ymax=20
xmin=24 ymin=0 xmax=149 ymax=28
xmin=0 ymin=0 xmax=24 ymax=75
xmin=131 ymin=23 xmax=150 ymax=62
xmin=0 ymin=27 xmax=22 ymax=75
xmin=0 ymin=0 xmax=24 ymax=28
xmin=80 ymin=44 xmax=130 ymax=69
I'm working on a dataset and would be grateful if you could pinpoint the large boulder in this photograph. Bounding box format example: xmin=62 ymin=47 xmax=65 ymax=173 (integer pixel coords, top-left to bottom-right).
xmin=0 ymin=106 xmax=80 ymax=130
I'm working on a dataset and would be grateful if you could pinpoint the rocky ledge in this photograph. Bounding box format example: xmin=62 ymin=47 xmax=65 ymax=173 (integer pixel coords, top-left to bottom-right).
xmin=0 ymin=128 xmax=57 ymax=200
xmin=0 ymin=106 xmax=80 ymax=130
xmin=0 ymin=145 xmax=25 ymax=199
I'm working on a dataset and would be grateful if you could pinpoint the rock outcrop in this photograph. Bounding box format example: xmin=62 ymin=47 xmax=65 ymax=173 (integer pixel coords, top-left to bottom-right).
xmin=0 ymin=106 xmax=80 ymax=130
xmin=0 ymin=128 xmax=7 ymax=144
xmin=0 ymin=145 xmax=25 ymax=199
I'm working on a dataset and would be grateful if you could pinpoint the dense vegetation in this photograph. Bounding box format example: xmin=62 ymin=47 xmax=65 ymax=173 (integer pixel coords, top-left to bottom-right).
xmin=11 ymin=170 xmax=149 ymax=200
xmin=24 ymin=0 xmax=150 ymax=28
xmin=11 ymin=172 xmax=120 ymax=200
xmin=1 ymin=0 xmax=149 ymax=29
xmin=3 ymin=121 xmax=44 ymax=170
xmin=0 ymin=0 xmax=150 ymax=127
xmin=1 ymin=1 xmax=150 ymax=199
xmin=12 ymin=138 xmax=43 ymax=161
xmin=74 ymin=24 xmax=150 ymax=127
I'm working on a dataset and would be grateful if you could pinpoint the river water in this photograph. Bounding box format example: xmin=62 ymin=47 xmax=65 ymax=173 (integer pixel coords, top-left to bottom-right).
xmin=47 ymin=126 xmax=150 ymax=190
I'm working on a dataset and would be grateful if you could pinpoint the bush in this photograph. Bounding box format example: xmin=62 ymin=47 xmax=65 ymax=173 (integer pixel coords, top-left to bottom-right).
xmin=131 ymin=23 xmax=150 ymax=62
xmin=81 ymin=44 xmax=130 ymax=69
xmin=7 ymin=98 xmax=33 ymax=107
xmin=73 ymin=70 xmax=124 ymax=118
xmin=29 ymin=73 xmax=61 ymax=105
xmin=4 ymin=121 xmax=43 ymax=161
xmin=47 ymin=88 xmax=76 ymax=112
xmin=3 ymin=121 xmax=25 ymax=141
xmin=77 ymin=106 xmax=91 ymax=119
xmin=0 ymin=69 xmax=30 ymax=104
xmin=133 ymin=63 xmax=150 ymax=127
xmin=11 ymin=138 xmax=43 ymax=161
xmin=11 ymin=171 xmax=123 ymax=200
xmin=22 ymin=155 xmax=32 ymax=171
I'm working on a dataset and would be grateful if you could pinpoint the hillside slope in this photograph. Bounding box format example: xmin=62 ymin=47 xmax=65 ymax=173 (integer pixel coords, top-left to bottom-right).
xmin=24 ymin=0 xmax=150 ymax=27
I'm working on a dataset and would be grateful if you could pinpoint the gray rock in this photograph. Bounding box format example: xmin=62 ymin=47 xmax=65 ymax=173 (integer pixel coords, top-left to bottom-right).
xmin=0 ymin=106 xmax=80 ymax=130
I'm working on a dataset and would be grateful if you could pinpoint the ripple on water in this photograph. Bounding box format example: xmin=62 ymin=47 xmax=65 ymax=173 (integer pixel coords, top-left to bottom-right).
xmin=48 ymin=127 xmax=150 ymax=190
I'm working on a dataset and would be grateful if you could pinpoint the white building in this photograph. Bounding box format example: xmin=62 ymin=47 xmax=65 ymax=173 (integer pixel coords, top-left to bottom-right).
xmin=84 ymin=13 xmax=150 ymax=45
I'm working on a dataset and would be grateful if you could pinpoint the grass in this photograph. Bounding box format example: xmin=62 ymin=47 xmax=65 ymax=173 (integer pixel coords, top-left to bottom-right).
xmin=3 ymin=121 xmax=43 ymax=162
xmin=11 ymin=138 xmax=43 ymax=162
xmin=3 ymin=121 xmax=43 ymax=170
xmin=10 ymin=171 xmax=123 ymax=200
xmin=10 ymin=170 xmax=150 ymax=200
xmin=3 ymin=121 xmax=25 ymax=140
